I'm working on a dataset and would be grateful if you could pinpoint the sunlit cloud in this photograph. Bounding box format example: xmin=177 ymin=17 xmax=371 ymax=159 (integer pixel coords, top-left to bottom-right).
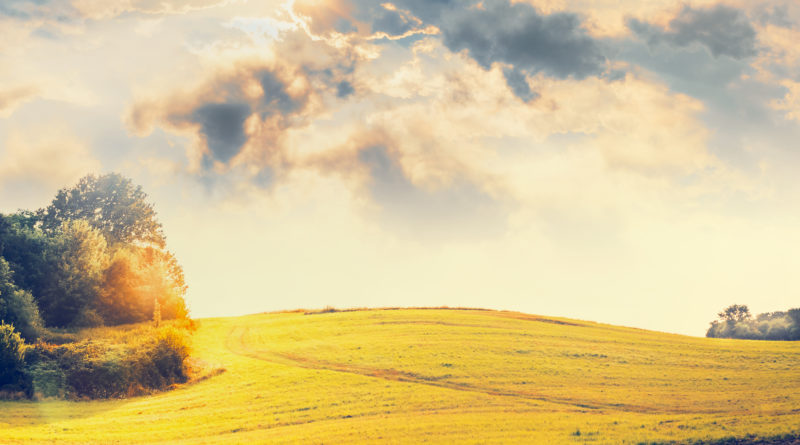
xmin=1 ymin=0 xmax=799 ymax=335
xmin=0 ymin=126 xmax=101 ymax=190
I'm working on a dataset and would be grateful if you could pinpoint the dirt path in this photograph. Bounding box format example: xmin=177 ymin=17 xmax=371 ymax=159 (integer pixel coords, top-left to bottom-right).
xmin=223 ymin=324 xmax=670 ymax=414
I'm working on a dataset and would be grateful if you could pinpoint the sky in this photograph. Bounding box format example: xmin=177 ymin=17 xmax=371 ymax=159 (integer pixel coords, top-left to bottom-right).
xmin=1 ymin=0 xmax=799 ymax=336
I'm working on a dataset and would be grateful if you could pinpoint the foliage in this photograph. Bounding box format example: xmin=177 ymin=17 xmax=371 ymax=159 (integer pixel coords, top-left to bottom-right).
xmin=23 ymin=325 xmax=190 ymax=399
xmin=37 ymin=173 xmax=166 ymax=248
xmin=99 ymin=246 xmax=187 ymax=325
xmin=37 ymin=220 xmax=108 ymax=328
xmin=0 ymin=323 xmax=26 ymax=390
xmin=0 ymin=213 xmax=54 ymax=304
xmin=0 ymin=173 xmax=188 ymax=330
xmin=707 ymin=305 xmax=800 ymax=340
xmin=717 ymin=304 xmax=751 ymax=323
xmin=0 ymin=173 xmax=193 ymax=404
xmin=0 ymin=259 xmax=43 ymax=340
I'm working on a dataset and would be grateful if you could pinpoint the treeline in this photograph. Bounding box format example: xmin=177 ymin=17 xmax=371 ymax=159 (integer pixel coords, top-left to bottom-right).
xmin=707 ymin=304 xmax=800 ymax=341
xmin=0 ymin=173 xmax=187 ymax=340
xmin=0 ymin=173 xmax=191 ymax=399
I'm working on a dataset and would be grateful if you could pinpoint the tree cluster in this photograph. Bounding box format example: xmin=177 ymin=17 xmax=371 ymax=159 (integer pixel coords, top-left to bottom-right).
xmin=707 ymin=304 xmax=800 ymax=341
xmin=0 ymin=173 xmax=188 ymax=340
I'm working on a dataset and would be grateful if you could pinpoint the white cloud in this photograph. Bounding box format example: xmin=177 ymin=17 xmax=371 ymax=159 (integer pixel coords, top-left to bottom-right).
xmin=0 ymin=126 xmax=101 ymax=190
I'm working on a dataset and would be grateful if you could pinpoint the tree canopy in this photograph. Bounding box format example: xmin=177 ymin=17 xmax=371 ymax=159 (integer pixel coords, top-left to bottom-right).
xmin=0 ymin=173 xmax=187 ymax=333
xmin=717 ymin=304 xmax=751 ymax=323
xmin=707 ymin=304 xmax=800 ymax=341
xmin=37 ymin=173 xmax=166 ymax=248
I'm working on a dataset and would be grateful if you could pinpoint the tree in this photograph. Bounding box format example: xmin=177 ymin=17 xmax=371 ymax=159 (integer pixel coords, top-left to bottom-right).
xmin=99 ymin=246 xmax=187 ymax=325
xmin=37 ymin=173 xmax=166 ymax=248
xmin=0 ymin=258 xmax=43 ymax=340
xmin=718 ymin=304 xmax=751 ymax=323
xmin=788 ymin=308 xmax=800 ymax=327
xmin=37 ymin=220 xmax=108 ymax=327
xmin=0 ymin=213 xmax=54 ymax=302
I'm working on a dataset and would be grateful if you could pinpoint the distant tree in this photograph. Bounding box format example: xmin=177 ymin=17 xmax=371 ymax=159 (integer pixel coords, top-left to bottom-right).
xmin=37 ymin=173 xmax=166 ymax=248
xmin=789 ymin=308 xmax=800 ymax=327
xmin=37 ymin=220 xmax=108 ymax=327
xmin=718 ymin=304 xmax=751 ymax=323
xmin=708 ymin=304 xmax=800 ymax=341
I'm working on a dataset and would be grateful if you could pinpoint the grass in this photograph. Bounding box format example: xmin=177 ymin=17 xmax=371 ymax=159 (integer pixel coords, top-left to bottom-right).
xmin=0 ymin=308 xmax=798 ymax=443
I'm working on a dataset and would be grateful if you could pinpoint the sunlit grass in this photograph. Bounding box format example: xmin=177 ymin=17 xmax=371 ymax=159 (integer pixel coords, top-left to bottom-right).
xmin=1 ymin=309 xmax=798 ymax=443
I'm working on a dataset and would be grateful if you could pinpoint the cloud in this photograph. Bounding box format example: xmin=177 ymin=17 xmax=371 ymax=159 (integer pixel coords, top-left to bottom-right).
xmin=628 ymin=4 xmax=758 ymax=59
xmin=292 ymin=0 xmax=454 ymax=39
xmin=440 ymin=2 xmax=607 ymax=80
xmin=189 ymin=102 xmax=251 ymax=164
xmin=502 ymin=67 xmax=537 ymax=103
xmin=0 ymin=86 xmax=38 ymax=117
xmin=291 ymin=0 xmax=608 ymax=101
xmin=2 ymin=0 xmax=233 ymax=20
xmin=0 ymin=0 xmax=75 ymax=21
xmin=358 ymin=145 xmax=505 ymax=238
xmin=336 ymin=80 xmax=355 ymax=98
xmin=753 ymin=3 xmax=797 ymax=29
xmin=126 ymin=57 xmax=329 ymax=188
xmin=0 ymin=126 xmax=101 ymax=189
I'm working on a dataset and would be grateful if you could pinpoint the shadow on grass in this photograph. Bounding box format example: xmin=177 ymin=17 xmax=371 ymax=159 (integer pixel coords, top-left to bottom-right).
xmin=644 ymin=433 xmax=800 ymax=445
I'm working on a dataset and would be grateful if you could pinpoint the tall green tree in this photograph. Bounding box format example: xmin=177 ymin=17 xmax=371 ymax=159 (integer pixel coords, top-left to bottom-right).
xmin=37 ymin=173 xmax=166 ymax=248
xmin=38 ymin=220 xmax=108 ymax=327
xmin=0 ymin=212 xmax=54 ymax=302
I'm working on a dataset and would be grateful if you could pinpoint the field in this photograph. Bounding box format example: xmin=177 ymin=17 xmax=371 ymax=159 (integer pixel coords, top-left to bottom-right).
xmin=0 ymin=308 xmax=798 ymax=444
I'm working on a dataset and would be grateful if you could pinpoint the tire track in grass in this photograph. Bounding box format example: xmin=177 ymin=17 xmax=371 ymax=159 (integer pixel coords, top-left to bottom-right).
xmin=223 ymin=325 xmax=665 ymax=414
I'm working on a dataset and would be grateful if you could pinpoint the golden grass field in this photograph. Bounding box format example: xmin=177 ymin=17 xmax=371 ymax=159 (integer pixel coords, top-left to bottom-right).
xmin=0 ymin=308 xmax=798 ymax=444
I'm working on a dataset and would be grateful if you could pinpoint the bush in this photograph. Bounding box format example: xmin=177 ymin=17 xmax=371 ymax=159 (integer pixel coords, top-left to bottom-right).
xmin=22 ymin=325 xmax=191 ymax=399
xmin=26 ymin=360 xmax=65 ymax=398
xmin=0 ymin=323 xmax=26 ymax=391
xmin=0 ymin=258 xmax=43 ymax=340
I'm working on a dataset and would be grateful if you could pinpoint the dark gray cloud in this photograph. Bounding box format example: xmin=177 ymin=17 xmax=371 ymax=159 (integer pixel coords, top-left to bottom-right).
xmin=627 ymin=4 xmax=758 ymax=59
xmin=357 ymin=145 xmax=506 ymax=240
xmin=440 ymin=2 xmax=607 ymax=80
xmin=336 ymin=80 xmax=354 ymax=98
xmin=155 ymin=67 xmax=314 ymax=170
xmin=502 ymin=67 xmax=538 ymax=103
xmin=190 ymin=102 xmax=251 ymax=164
xmin=317 ymin=0 xmax=606 ymax=101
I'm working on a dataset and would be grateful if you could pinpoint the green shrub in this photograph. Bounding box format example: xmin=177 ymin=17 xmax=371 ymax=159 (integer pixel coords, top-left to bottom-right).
xmin=0 ymin=258 xmax=43 ymax=341
xmin=22 ymin=325 xmax=191 ymax=399
xmin=0 ymin=323 xmax=26 ymax=391
xmin=26 ymin=360 xmax=65 ymax=398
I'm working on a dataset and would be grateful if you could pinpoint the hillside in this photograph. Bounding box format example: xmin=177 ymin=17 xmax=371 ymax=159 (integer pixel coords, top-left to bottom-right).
xmin=1 ymin=308 xmax=798 ymax=444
